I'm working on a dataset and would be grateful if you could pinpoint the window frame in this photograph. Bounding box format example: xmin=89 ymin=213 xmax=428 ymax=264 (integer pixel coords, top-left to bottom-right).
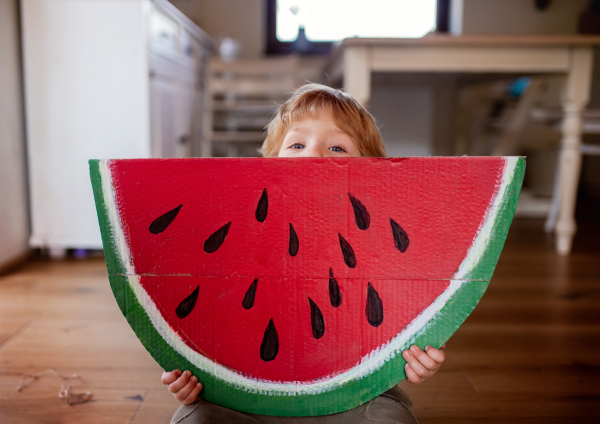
xmin=265 ymin=0 xmax=450 ymax=56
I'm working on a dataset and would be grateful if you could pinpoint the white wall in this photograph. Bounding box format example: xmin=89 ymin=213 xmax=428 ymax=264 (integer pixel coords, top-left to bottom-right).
xmin=0 ymin=0 xmax=30 ymax=267
xmin=369 ymin=82 xmax=434 ymax=157
xmin=452 ymin=0 xmax=588 ymax=35
xmin=170 ymin=0 xmax=264 ymax=58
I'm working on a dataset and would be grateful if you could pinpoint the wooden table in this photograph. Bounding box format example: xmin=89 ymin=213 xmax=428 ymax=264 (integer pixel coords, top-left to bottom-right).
xmin=325 ymin=34 xmax=600 ymax=255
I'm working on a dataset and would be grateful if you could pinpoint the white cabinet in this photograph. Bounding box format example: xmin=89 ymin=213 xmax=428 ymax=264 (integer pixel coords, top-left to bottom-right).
xmin=21 ymin=0 xmax=212 ymax=250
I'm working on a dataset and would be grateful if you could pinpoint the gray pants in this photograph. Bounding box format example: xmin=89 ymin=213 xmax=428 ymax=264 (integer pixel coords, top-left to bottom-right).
xmin=171 ymin=386 xmax=418 ymax=424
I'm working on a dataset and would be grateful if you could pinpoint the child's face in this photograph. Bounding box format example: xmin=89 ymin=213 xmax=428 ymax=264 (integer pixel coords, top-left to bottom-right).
xmin=277 ymin=111 xmax=361 ymax=158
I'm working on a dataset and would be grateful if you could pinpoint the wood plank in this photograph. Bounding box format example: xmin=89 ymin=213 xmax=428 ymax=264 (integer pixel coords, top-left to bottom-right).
xmin=0 ymin=320 xmax=29 ymax=348
xmin=0 ymin=359 xmax=163 ymax=390
xmin=0 ymin=276 xmax=37 ymax=296
xmin=0 ymin=294 xmax=126 ymax=321
xmin=0 ymin=319 xmax=146 ymax=352
xmin=405 ymin=391 xmax=600 ymax=423
xmin=131 ymin=388 xmax=182 ymax=424
xmin=0 ymin=387 xmax=144 ymax=424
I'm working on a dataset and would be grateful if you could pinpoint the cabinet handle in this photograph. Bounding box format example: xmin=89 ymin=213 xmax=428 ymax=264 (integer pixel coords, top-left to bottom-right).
xmin=179 ymin=135 xmax=190 ymax=144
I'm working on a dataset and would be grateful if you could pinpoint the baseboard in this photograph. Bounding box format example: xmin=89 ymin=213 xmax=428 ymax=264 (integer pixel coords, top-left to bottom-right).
xmin=0 ymin=250 xmax=33 ymax=276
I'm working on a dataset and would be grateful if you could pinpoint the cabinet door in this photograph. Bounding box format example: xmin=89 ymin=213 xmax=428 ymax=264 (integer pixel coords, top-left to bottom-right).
xmin=175 ymin=78 xmax=194 ymax=158
xmin=150 ymin=71 xmax=178 ymax=158
xmin=148 ymin=8 xmax=208 ymax=158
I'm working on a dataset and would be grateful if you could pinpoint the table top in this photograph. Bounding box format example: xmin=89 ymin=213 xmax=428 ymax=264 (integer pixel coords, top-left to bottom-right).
xmin=326 ymin=34 xmax=600 ymax=79
xmin=337 ymin=34 xmax=600 ymax=48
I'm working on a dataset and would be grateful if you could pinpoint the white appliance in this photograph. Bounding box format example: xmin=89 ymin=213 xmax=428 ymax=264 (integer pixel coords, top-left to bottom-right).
xmin=21 ymin=0 xmax=212 ymax=251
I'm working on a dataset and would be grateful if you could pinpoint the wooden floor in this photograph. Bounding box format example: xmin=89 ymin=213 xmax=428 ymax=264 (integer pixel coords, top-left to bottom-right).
xmin=0 ymin=215 xmax=599 ymax=423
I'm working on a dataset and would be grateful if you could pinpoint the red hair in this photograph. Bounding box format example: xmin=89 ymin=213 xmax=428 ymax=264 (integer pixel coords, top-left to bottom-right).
xmin=261 ymin=83 xmax=386 ymax=158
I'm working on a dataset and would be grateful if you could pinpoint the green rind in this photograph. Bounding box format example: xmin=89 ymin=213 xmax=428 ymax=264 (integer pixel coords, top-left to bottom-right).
xmin=465 ymin=157 xmax=525 ymax=281
xmin=90 ymin=160 xmax=130 ymax=316
xmin=89 ymin=158 xmax=524 ymax=416
xmin=90 ymin=161 xmax=123 ymax=274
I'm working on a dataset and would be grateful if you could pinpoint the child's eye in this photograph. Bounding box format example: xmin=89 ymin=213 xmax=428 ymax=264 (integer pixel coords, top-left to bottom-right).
xmin=329 ymin=146 xmax=345 ymax=153
xmin=290 ymin=143 xmax=304 ymax=149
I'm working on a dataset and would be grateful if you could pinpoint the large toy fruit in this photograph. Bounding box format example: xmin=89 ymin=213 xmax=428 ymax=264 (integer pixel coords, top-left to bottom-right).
xmin=90 ymin=157 xmax=523 ymax=416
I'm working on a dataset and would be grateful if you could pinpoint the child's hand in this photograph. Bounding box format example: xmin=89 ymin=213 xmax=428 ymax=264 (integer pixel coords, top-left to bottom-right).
xmin=161 ymin=370 xmax=203 ymax=404
xmin=402 ymin=344 xmax=446 ymax=384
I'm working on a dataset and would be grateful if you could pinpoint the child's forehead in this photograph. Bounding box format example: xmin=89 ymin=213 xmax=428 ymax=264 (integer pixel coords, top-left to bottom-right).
xmin=287 ymin=113 xmax=348 ymax=133
xmin=286 ymin=121 xmax=347 ymax=136
xmin=289 ymin=102 xmax=333 ymax=120
xmin=284 ymin=102 xmax=357 ymax=141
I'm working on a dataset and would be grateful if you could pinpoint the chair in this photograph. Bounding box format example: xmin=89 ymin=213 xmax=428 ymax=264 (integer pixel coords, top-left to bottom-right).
xmin=202 ymin=56 xmax=299 ymax=157
xmin=528 ymin=108 xmax=600 ymax=233
xmin=483 ymin=76 xmax=600 ymax=252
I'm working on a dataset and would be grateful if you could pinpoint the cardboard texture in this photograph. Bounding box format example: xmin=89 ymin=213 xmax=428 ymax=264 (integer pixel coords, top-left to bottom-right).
xmin=89 ymin=157 xmax=524 ymax=416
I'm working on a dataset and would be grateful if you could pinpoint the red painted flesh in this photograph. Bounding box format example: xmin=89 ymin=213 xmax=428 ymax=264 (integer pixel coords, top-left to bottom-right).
xmin=142 ymin=275 xmax=450 ymax=382
xmin=109 ymin=158 xmax=504 ymax=383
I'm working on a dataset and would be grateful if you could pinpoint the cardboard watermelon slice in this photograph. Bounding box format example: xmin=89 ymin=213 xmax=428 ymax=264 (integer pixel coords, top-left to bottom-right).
xmin=89 ymin=157 xmax=524 ymax=416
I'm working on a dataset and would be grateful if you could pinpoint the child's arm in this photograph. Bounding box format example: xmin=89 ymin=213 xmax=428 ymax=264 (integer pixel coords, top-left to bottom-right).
xmin=402 ymin=344 xmax=446 ymax=384
xmin=161 ymin=370 xmax=203 ymax=404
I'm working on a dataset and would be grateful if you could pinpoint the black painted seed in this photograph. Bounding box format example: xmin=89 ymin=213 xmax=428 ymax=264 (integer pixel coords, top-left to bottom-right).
xmin=308 ymin=298 xmax=325 ymax=339
xmin=176 ymin=286 xmax=199 ymax=319
xmin=338 ymin=234 xmax=357 ymax=268
xmin=328 ymin=267 xmax=342 ymax=308
xmin=390 ymin=219 xmax=410 ymax=253
xmin=255 ymin=189 xmax=268 ymax=223
xmin=204 ymin=222 xmax=231 ymax=253
xmin=149 ymin=205 xmax=183 ymax=234
xmin=289 ymin=223 xmax=299 ymax=257
xmin=365 ymin=282 xmax=384 ymax=327
xmin=260 ymin=318 xmax=279 ymax=361
xmin=348 ymin=193 xmax=370 ymax=230
xmin=242 ymin=278 xmax=258 ymax=309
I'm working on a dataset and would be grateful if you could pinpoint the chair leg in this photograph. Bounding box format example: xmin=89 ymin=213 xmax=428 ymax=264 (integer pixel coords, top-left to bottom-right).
xmin=544 ymin=157 xmax=561 ymax=234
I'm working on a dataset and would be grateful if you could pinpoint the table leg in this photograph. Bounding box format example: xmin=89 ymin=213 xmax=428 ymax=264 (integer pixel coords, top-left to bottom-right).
xmin=555 ymin=48 xmax=593 ymax=255
xmin=343 ymin=46 xmax=371 ymax=106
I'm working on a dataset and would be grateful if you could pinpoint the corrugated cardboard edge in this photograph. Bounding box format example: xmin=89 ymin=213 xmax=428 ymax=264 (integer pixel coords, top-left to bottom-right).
xmin=89 ymin=157 xmax=524 ymax=416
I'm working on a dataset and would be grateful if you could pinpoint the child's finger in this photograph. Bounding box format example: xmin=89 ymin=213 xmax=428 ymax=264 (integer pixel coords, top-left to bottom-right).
xmin=424 ymin=345 xmax=446 ymax=364
xmin=409 ymin=345 xmax=438 ymax=370
xmin=404 ymin=363 xmax=423 ymax=384
xmin=161 ymin=370 xmax=181 ymax=385
xmin=175 ymin=375 xmax=198 ymax=403
xmin=183 ymin=381 xmax=203 ymax=405
xmin=402 ymin=349 xmax=428 ymax=376
xmin=169 ymin=370 xmax=191 ymax=393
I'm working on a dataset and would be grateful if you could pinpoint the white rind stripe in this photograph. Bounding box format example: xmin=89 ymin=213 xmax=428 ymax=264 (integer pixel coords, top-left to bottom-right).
xmin=100 ymin=160 xmax=134 ymax=274
xmin=99 ymin=157 xmax=517 ymax=396
xmin=453 ymin=157 xmax=517 ymax=280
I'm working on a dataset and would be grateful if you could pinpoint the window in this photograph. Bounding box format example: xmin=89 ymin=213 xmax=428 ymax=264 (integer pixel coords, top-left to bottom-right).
xmin=267 ymin=0 xmax=444 ymax=55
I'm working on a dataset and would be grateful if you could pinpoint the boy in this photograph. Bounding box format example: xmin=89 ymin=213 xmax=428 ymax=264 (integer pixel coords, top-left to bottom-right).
xmin=162 ymin=84 xmax=446 ymax=423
